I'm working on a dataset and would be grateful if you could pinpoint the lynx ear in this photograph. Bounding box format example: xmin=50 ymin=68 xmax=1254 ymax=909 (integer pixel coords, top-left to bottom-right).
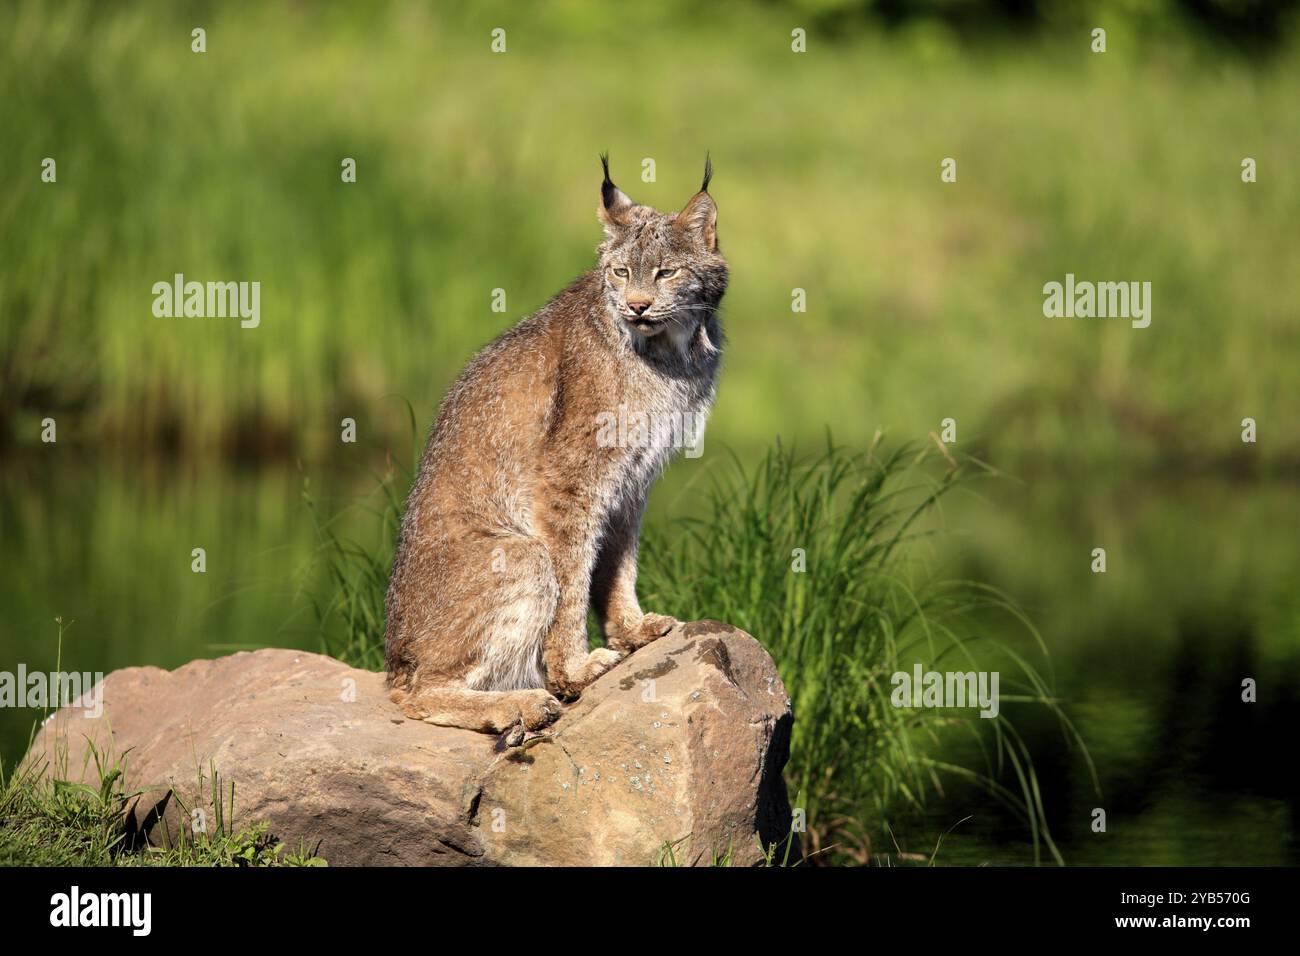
xmin=676 ymin=155 xmax=718 ymax=251
xmin=598 ymin=152 xmax=636 ymax=233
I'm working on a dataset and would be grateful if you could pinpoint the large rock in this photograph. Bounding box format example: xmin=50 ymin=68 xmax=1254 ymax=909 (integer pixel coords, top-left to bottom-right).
xmin=25 ymin=621 xmax=797 ymax=866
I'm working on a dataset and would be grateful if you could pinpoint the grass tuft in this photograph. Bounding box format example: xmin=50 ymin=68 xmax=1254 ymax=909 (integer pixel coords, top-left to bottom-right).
xmin=637 ymin=435 xmax=1090 ymax=864
xmin=0 ymin=746 xmax=325 ymax=867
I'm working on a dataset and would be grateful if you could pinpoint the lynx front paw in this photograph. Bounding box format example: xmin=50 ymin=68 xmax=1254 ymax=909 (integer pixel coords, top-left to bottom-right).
xmin=546 ymin=648 xmax=624 ymax=701
xmin=608 ymin=612 xmax=680 ymax=652
xmin=585 ymin=646 xmax=623 ymax=676
xmin=516 ymin=689 xmax=564 ymax=730
xmin=638 ymin=613 xmax=679 ymax=640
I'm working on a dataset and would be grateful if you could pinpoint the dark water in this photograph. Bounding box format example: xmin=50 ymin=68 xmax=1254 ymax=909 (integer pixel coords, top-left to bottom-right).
xmin=2 ymin=455 xmax=1296 ymax=865
xmin=910 ymin=477 xmax=1300 ymax=866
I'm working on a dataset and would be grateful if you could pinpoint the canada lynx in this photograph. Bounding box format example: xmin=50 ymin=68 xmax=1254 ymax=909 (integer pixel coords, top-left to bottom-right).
xmin=384 ymin=156 xmax=728 ymax=736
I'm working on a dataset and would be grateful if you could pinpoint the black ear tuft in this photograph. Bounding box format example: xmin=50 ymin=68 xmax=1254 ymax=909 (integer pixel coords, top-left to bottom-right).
xmin=701 ymin=152 xmax=714 ymax=192
xmin=600 ymin=152 xmax=620 ymax=210
xmin=597 ymin=153 xmax=637 ymax=229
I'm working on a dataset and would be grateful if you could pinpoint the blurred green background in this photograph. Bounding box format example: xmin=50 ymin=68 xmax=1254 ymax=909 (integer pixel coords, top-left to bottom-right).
xmin=2 ymin=0 xmax=1298 ymax=864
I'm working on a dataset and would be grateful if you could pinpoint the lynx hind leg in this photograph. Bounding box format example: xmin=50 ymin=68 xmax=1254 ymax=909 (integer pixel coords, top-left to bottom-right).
xmin=390 ymin=684 xmax=561 ymax=733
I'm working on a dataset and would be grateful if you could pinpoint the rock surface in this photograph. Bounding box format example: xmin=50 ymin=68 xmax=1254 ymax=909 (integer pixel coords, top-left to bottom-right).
xmin=25 ymin=621 xmax=797 ymax=866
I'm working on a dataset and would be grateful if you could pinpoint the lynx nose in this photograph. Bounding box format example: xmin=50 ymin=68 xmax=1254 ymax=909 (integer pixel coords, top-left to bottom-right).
xmin=627 ymin=299 xmax=653 ymax=316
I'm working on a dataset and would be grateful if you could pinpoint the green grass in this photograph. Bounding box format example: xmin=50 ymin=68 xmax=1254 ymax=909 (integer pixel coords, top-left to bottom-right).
xmin=308 ymin=435 xmax=1093 ymax=866
xmin=0 ymin=745 xmax=326 ymax=867
xmin=2 ymin=0 xmax=1296 ymax=469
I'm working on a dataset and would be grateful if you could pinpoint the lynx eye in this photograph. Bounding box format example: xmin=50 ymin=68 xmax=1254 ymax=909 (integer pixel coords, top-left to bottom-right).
xmin=656 ymin=268 xmax=679 ymax=280
xmin=612 ymin=267 xmax=629 ymax=278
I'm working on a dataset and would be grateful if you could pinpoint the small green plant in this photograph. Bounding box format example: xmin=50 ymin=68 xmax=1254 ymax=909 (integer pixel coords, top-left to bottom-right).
xmin=158 ymin=762 xmax=327 ymax=867
xmin=656 ymin=832 xmax=803 ymax=867
xmin=656 ymin=836 xmax=739 ymax=868
xmin=0 ymin=748 xmax=326 ymax=867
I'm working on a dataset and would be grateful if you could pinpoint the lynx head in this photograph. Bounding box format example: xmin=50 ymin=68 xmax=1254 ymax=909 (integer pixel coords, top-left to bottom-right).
xmin=596 ymin=154 xmax=729 ymax=339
